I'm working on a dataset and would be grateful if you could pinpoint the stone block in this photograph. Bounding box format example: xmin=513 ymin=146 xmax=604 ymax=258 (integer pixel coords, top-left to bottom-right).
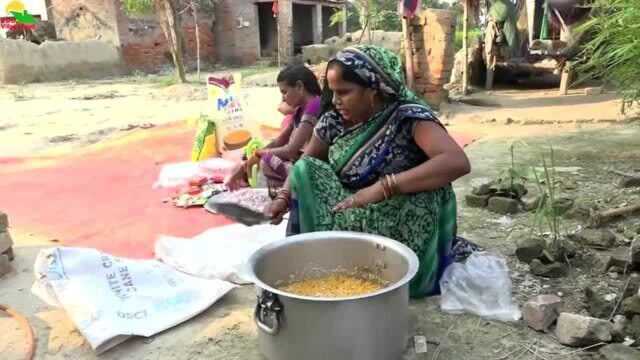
xmin=599 ymin=344 xmax=640 ymax=360
xmin=611 ymin=315 xmax=628 ymax=342
xmin=609 ymin=247 xmax=632 ymax=269
xmin=0 ymin=231 xmax=12 ymax=254
xmin=619 ymin=176 xmax=640 ymax=188
xmin=302 ymin=44 xmax=333 ymax=65
xmin=521 ymin=189 xmax=546 ymax=212
xmin=572 ymin=229 xmax=616 ymax=248
xmin=627 ymin=315 xmax=640 ymax=338
xmin=555 ymin=313 xmax=612 ymax=347
xmin=585 ymin=287 xmax=616 ymax=319
xmin=488 ymin=196 xmax=520 ymax=215
xmin=522 ymin=294 xmax=562 ymax=331
xmin=0 ymin=254 xmax=10 ymax=277
xmin=623 ymin=273 xmax=640 ymax=299
xmin=515 ymin=237 xmax=545 ymax=264
xmin=470 ymin=177 xmax=493 ymax=196
xmin=594 ymin=253 xmax=613 ymax=273
xmin=632 ymin=239 xmax=640 ymax=269
xmin=583 ymin=87 xmax=603 ymax=96
xmin=530 ymin=259 xmax=568 ymax=278
xmin=465 ymin=194 xmax=490 ymax=208
xmin=622 ymin=295 xmax=640 ymax=318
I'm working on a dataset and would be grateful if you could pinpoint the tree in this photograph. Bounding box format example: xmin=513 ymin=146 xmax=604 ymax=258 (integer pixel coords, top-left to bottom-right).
xmin=187 ymin=0 xmax=201 ymax=81
xmin=154 ymin=0 xmax=187 ymax=83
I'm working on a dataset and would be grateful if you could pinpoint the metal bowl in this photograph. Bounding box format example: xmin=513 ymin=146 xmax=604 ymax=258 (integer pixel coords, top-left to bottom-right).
xmin=248 ymin=231 xmax=419 ymax=360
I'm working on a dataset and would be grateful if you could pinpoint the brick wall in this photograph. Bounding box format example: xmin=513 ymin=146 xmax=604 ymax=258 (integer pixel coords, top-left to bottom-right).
xmin=410 ymin=9 xmax=457 ymax=107
xmin=50 ymin=0 xmax=215 ymax=73
xmin=121 ymin=16 xmax=216 ymax=73
xmin=214 ymin=0 xmax=260 ymax=65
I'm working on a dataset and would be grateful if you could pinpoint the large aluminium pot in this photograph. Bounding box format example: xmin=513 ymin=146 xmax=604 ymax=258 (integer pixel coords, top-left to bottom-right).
xmin=248 ymin=231 xmax=419 ymax=360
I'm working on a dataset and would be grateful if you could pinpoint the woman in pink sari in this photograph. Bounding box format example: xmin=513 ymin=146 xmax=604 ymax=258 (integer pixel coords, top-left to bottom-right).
xmin=227 ymin=65 xmax=322 ymax=189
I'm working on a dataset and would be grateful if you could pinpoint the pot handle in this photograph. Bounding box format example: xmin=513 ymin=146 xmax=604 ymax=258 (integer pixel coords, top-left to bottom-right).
xmin=254 ymin=290 xmax=282 ymax=335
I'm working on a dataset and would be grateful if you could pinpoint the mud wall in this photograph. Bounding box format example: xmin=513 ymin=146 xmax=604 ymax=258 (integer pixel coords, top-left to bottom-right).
xmin=49 ymin=0 xmax=126 ymax=46
xmin=0 ymin=39 xmax=124 ymax=84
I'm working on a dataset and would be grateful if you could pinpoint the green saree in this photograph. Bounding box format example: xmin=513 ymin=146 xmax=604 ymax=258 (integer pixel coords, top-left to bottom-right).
xmin=287 ymin=45 xmax=458 ymax=298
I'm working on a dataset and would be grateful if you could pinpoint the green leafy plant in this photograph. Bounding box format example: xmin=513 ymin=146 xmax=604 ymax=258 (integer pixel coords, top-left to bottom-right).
xmin=578 ymin=0 xmax=640 ymax=106
xmin=494 ymin=142 xmax=529 ymax=198
xmin=157 ymin=74 xmax=178 ymax=87
xmin=122 ymin=0 xmax=155 ymax=15
xmin=532 ymin=147 xmax=564 ymax=254
xmin=455 ymin=27 xmax=482 ymax=51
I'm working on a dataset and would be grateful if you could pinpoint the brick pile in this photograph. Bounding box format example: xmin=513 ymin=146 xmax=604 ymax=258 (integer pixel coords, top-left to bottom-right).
xmin=409 ymin=9 xmax=457 ymax=108
xmin=0 ymin=211 xmax=13 ymax=277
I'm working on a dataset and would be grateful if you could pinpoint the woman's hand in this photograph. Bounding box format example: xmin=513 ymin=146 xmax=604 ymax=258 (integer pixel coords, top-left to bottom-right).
xmin=265 ymin=198 xmax=289 ymax=225
xmin=333 ymin=182 xmax=386 ymax=212
xmin=225 ymin=162 xmax=247 ymax=191
xmin=244 ymin=154 xmax=261 ymax=173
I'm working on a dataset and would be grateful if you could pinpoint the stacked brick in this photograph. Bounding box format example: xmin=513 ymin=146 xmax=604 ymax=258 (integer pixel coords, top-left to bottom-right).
xmin=409 ymin=9 xmax=457 ymax=108
xmin=121 ymin=18 xmax=216 ymax=73
xmin=0 ymin=211 xmax=13 ymax=277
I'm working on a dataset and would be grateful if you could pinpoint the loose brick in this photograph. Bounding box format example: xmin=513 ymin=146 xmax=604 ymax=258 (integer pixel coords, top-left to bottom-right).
xmin=522 ymin=294 xmax=563 ymax=331
xmin=556 ymin=313 xmax=612 ymax=347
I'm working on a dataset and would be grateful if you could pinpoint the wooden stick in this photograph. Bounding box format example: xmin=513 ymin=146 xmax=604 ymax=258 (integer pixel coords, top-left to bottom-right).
xmin=462 ymin=0 xmax=469 ymax=95
xmin=590 ymin=203 xmax=640 ymax=227
xmin=402 ymin=17 xmax=415 ymax=90
xmin=560 ymin=342 xmax=606 ymax=356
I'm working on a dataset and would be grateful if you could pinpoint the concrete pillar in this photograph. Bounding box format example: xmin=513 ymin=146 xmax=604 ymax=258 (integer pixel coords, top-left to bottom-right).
xmin=278 ymin=0 xmax=294 ymax=64
xmin=340 ymin=5 xmax=347 ymax=36
xmin=313 ymin=4 xmax=323 ymax=44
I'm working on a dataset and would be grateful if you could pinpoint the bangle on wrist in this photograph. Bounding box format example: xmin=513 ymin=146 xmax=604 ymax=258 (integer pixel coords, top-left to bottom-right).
xmin=380 ymin=178 xmax=390 ymax=200
xmin=390 ymin=174 xmax=400 ymax=195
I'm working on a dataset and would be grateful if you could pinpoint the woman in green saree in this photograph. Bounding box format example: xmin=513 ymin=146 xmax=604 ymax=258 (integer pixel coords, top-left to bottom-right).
xmin=266 ymin=45 xmax=471 ymax=298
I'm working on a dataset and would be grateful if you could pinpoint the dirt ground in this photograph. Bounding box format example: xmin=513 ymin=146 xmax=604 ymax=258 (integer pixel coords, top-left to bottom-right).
xmin=1 ymin=72 xmax=639 ymax=360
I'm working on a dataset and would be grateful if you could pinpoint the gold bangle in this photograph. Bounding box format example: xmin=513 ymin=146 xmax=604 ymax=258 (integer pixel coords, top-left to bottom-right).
xmin=380 ymin=179 xmax=389 ymax=200
xmin=385 ymin=175 xmax=394 ymax=196
xmin=383 ymin=176 xmax=393 ymax=198
xmin=391 ymin=174 xmax=400 ymax=195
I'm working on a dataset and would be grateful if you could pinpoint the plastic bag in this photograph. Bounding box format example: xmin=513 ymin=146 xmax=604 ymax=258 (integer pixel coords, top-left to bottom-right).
xmin=32 ymin=247 xmax=236 ymax=354
xmin=440 ymin=252 xmax=521 ymax=321
xmin=155 ymin=222 xmax=287 ymax=284
xmin=207 ymin=73 xmax=251 ymax=154
xmin=153 ymin=158 xmax=235 ymax=189
xmin=191 ymin=114 xmax=219 ymax=161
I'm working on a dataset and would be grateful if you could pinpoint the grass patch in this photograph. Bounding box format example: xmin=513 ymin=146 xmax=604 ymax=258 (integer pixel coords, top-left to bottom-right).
xmin=240 ymin=65 xmax=280 ymax=80
xmin=454 ymin=27 xmax=482 ymax=51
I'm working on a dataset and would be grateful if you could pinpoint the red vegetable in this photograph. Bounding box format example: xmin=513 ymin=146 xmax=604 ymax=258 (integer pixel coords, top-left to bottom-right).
xmin=189 ymin=176 xmax=208 ymax=187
